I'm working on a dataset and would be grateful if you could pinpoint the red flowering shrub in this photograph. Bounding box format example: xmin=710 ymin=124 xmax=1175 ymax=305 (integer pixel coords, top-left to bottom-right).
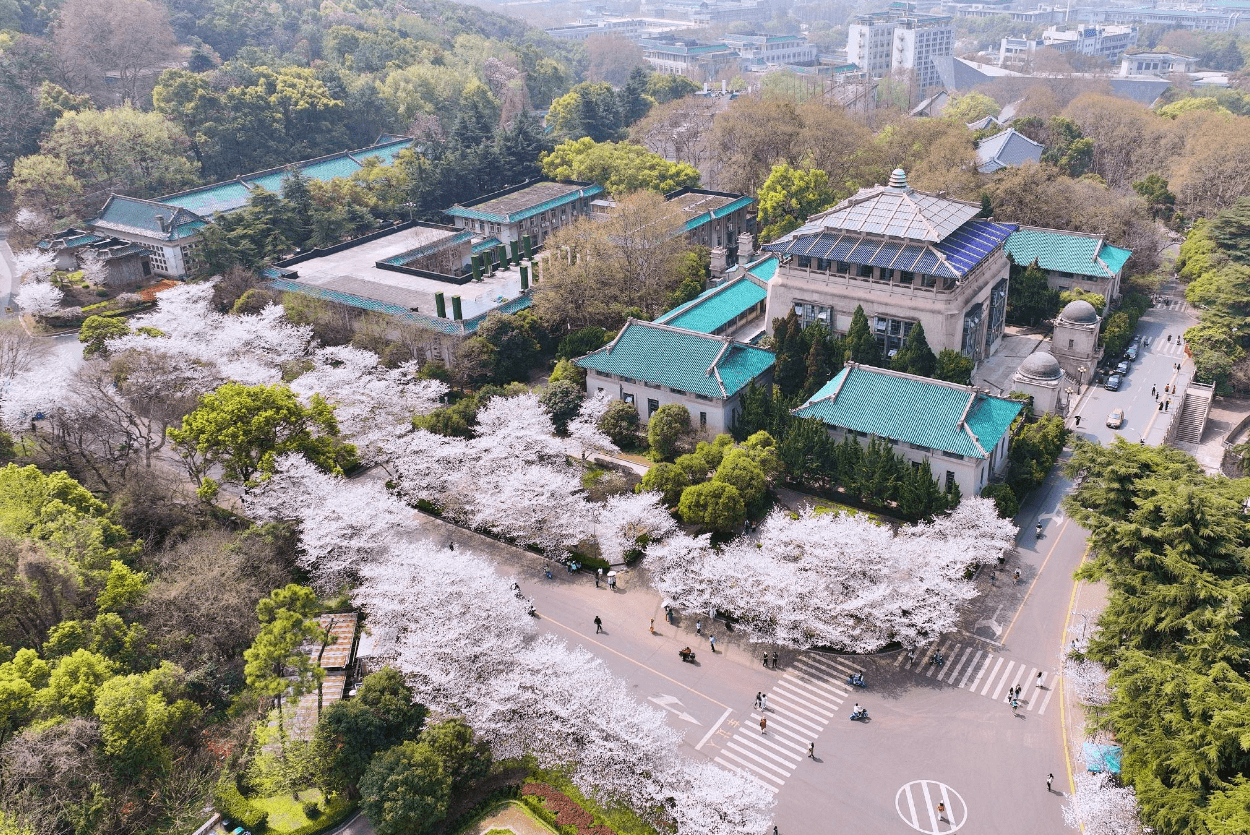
xmin=521 ymin=783 xmax=613 ymax=835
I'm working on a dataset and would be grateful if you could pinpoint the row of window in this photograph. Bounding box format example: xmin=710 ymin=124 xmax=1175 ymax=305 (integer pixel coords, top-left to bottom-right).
xmin=605 ymin=389 xmax=709 ymax=427
xmin=793 ymin=256 xmax=943 ymax=288
xmin=594 ymin=372 xmax=714 ymax=401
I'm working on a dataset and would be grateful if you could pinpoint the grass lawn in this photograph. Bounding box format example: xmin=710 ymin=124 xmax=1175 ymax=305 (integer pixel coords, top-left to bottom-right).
xmin=250 ymin=790 xmax=325 ymax=832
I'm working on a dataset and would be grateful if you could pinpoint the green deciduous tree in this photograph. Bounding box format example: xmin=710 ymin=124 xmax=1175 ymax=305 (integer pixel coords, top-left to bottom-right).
xmin=93 ymin=662 xmax=198 ymax=776
xmin=637 ymin=462 xmax=688 ymax=507
xmin=714 ymin=448 xmax=769 ymax=514
xmin=169 ymin=382 xmax=357 ymax=496
xmin=359 ymin=741 xmax=454 ymax=835
xmin=677 ymin=480 xmax=746 ymax=534
xmin=598 ymin=400 xmax=641 ymax=448
xmin=78 ymin=316 xmax=131 ymax=358
xmin=539 ymin=137 xmax=700 ymax=194
xmin=647 ymin=403 xmax=693 ymax=462
xmin=315 ymin=667 xmax=426 ymax=796
xmin=36 ymin=648 xmax=114 ymax=716
xmin=756 ymin=163 xmax=835 ymax=242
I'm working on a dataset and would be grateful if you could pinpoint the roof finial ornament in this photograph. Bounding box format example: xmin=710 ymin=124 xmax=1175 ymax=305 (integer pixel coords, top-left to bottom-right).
xmin=888 ymin=169 xmax=909 ymax=190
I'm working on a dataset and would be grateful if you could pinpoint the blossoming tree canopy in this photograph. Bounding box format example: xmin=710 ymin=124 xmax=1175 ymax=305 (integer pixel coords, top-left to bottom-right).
xmin=648 ymin=497 xmax=1015 ymax=652
xmin=108 ymin=281 xmax=312 ymax=385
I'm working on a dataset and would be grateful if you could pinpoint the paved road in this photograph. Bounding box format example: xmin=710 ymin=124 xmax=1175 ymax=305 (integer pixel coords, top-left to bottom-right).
xmin=495 ymin=465 xmax=1087 ymax=834
xmin=0 ymin=225 xmax=15 ymax=315
xmin=1071 ymin=297 xmax=1197 ymax=446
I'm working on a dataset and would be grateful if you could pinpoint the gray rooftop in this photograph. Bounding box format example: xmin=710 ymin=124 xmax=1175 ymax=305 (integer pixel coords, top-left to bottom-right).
xmin=797 ymin=169 xmax=981 ymax=243
xmin=278 ymin=226 xmax=522 ymax=319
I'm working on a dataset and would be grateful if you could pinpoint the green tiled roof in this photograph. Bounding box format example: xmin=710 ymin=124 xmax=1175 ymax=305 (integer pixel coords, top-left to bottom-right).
xmin=575 ymin=320 xmax=774 ymax=399
xmin=160 ymin=138 xmax=416 ymax=217
xmin=654 ymin=278 xmax=766 ymax=334
xmin=746 ymin=255 xmax=778 ymax=282
xmin=794 ymin=363 xmax=1022 ymax=459
xmin=93 ymin=196 xmax=207 ymax=241
xmin=681 ymin=195 xmax=754 ymax=233
xmin=1005 ymin=228 xmax=1132 ymax=280
xmin=447 ymin=183 xmax=603 ymax=224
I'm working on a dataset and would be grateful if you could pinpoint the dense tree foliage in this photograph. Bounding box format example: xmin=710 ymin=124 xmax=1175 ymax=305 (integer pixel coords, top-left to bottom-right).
xmin=1181 ymin=200 xmax=1250 ymax=392
xmin=1006 ymin=259 xmax=1061 ymax=326
xmin=540 ymin=137 xmax=700 ymax=194
xmin=1063 ymin=440 xmax=1250 ymax=835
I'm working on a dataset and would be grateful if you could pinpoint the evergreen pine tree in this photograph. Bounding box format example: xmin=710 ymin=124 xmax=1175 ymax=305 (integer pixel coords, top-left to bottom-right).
xmin=619 ymin=66 xmax=652 ymax=126
xmin=845 ymin=306 xmax=883 ymax=366
xmin=892 ymin=321 xmax=937 ymax=378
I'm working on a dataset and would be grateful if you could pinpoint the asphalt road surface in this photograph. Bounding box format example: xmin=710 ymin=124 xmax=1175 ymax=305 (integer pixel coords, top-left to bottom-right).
xmin=514 ymin=464 xmax=1088 ymax=834
xmin=1071 ymin=297 xmax=1196 ymax=446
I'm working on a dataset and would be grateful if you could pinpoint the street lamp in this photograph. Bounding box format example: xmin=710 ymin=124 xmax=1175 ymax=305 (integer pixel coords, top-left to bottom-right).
xmin=1077 ymin=365 xmax=1088 ymax=394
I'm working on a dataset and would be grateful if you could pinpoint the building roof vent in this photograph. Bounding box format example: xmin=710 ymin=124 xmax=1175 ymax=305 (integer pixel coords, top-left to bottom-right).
xmin=887 ymin=168 xmax=909 ymax=190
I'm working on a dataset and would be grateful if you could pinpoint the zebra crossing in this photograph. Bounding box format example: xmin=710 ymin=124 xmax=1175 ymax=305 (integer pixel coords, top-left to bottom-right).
xmin=712 ymin=652 xmax=861 ymax=792
xmin=895 ymin=638 xmax=1057 ymax=715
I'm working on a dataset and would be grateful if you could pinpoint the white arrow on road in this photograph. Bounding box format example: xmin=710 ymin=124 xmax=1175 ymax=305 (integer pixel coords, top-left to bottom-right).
xmin=648 ymin=694 xmax=702 ymax=725
xmin=975 ymin=605 xmax=1004 ymax=638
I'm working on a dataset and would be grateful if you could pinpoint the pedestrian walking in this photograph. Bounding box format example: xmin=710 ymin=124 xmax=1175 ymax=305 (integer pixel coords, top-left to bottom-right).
xmin=1166 ymin=399 xmax=1171 ymax=411
xmin=762 ymin=650 xmax=769 ymax=667
xmin=761 ymin=693 xmax=768 ymax=711
xmin=665 ymin=605 xmax=672 ymax=623
xmin=755 ymin=692 xmax=762 ymax=709
xmin=771 ymin=651 xmax=778 ymax=669
xmin=808 ymin=742 xmax=816 ymax=759
xmin=608 ymin=574 xmax=616 ymax=590
xmin=649 ymin=618 xmax=655 ymax=634
xmin=448 ymin=540 xmax=455 ymax=551
xmin=1015 ymin=684 xmax=1022 ymax=698
xmin=1014 ymin=569 xmax=1021 ymax=583
xmin=937 ymin=802 xmax=947 ymax=822
xmin=696 ymin=621 xmax=702 ymax=636
xmin=760 ymin=717 xmax=767 ymax=734
xmin=1012 ymin=696 xmax=1020 ymax=711
xmin=1074 ymin=415 xmax=1081 ymax=427
xmin=594 ymin=616 xmax=603 ymax=634
xmin=1152 ymin=385 xmax=1157 ymax=397
xmin=1047 ymin=773 xmax=1054 ymax=792
xmin=595 ymin=569 xmax=601 ymax=587
xmin=1036 ymin=671 xmax=1044 ymax=689
xmin=709 ymin=635 xmax=716 ymax=652
xmin=773 ymin=826 xmax=778 ymax=835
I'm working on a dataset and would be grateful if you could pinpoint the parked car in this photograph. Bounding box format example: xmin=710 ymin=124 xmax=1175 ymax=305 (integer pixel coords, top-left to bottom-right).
xmin=1124 ymin=344 xmax=1139 ymax=361
xmin=1105 ymin=374 xmax=1123 ymax=391
xmin=1115 ymin=360 xmax=1132 ymax=375
xmin=1107 ymin=408 xmax=1125 ymax=429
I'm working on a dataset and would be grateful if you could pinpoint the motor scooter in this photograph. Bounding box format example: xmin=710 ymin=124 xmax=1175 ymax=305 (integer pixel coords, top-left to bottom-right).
xmin=849 ymin=706 xmax=869 ymax=721
xmin=847 ymin=674 xmax=866 ymax=688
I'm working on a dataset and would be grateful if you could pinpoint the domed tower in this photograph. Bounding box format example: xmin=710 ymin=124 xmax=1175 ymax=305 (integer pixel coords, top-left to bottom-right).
xmin=1012 ymin=351 xmax=1065 ymax=415
xmin=1051 ymin=299 xmax=1101 ymax=388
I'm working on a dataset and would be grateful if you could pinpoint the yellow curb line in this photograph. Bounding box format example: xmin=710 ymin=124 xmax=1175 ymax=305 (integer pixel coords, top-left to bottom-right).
xmin=1059 ymin=545 xmax=1091 ymax=803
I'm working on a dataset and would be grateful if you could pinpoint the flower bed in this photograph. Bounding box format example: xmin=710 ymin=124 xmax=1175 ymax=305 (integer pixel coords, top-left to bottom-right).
xmin=520 ymin=784 xmax=615 ymax=835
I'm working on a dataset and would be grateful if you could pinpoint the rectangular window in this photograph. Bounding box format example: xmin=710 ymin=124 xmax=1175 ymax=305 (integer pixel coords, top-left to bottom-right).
xmin=623 ymin=393 xmax=635 ymax=405
xmin=945 ymin=471 xmax=956 ymax=492
xmin=648 ymin=398 xmax=660 ymax=417
xmin=858 ymin=263 xmax=873 ymax=278
xmin=837 ymin=261 xmax=851 ymax=274
xmin=700 ymin=411 xmax=707 ymax=428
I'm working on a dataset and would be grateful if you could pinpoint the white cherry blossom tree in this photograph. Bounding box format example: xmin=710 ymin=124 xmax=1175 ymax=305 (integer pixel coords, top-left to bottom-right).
xmin=14 ymin=279 xmax=64 ymax=319
xmin=646 ymin=498 xmax=1015 ymax=652
xmin=12 ymin=249 xmax=56 ymax=283
xmin=250 ymin=456 xmax=774 ymax=835
xmin=108 ymin=281 xmax=312 ymax=385
xmin=1063 ymin=772 xmax=1144 ymax=835
xmin=288 ymin=346 xmax=446 ymax=466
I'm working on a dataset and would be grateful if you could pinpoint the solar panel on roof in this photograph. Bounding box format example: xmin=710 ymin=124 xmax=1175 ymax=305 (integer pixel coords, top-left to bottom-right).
xmin=848 ymin=239 xmax=880 ymax=262
xmin=869 ymin=242 xmax=903 ymax=268
xmin=893 ymin=245 xmax=925 ymax=271
xmin=806 ymin=236 xmax=836 ymax=259
xmin=830 ymin=236 xmax=858 ymax=260
xmin=913 ymin=250 xmax=941 ymax=273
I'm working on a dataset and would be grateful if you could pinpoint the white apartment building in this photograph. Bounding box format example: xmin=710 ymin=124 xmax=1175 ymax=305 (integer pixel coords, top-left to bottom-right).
xmin=723 ymin=33 xmax=818 ymax=66
xmin=847 ymin=3 xmax=953 ymax=92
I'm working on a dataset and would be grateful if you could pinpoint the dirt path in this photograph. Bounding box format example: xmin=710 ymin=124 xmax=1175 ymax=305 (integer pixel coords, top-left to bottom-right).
xmin=469 ymin=802 xmax=556 ymax=835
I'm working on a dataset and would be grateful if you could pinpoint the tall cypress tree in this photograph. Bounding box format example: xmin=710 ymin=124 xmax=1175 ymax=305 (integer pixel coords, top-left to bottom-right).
xmin=845 ymin=305 xmax=883 ymax=367
xmin=892 ymin=321 xmax=937 ymax=378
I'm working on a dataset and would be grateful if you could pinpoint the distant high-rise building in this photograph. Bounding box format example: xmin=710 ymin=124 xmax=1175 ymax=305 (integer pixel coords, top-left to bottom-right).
xmin=846 ymin=2 xmax=953 ymax=93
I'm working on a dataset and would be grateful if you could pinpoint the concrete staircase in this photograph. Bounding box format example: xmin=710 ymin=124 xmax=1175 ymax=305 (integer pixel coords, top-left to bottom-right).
xmin=1173 ymin=383 xmax=1215 ymax=444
